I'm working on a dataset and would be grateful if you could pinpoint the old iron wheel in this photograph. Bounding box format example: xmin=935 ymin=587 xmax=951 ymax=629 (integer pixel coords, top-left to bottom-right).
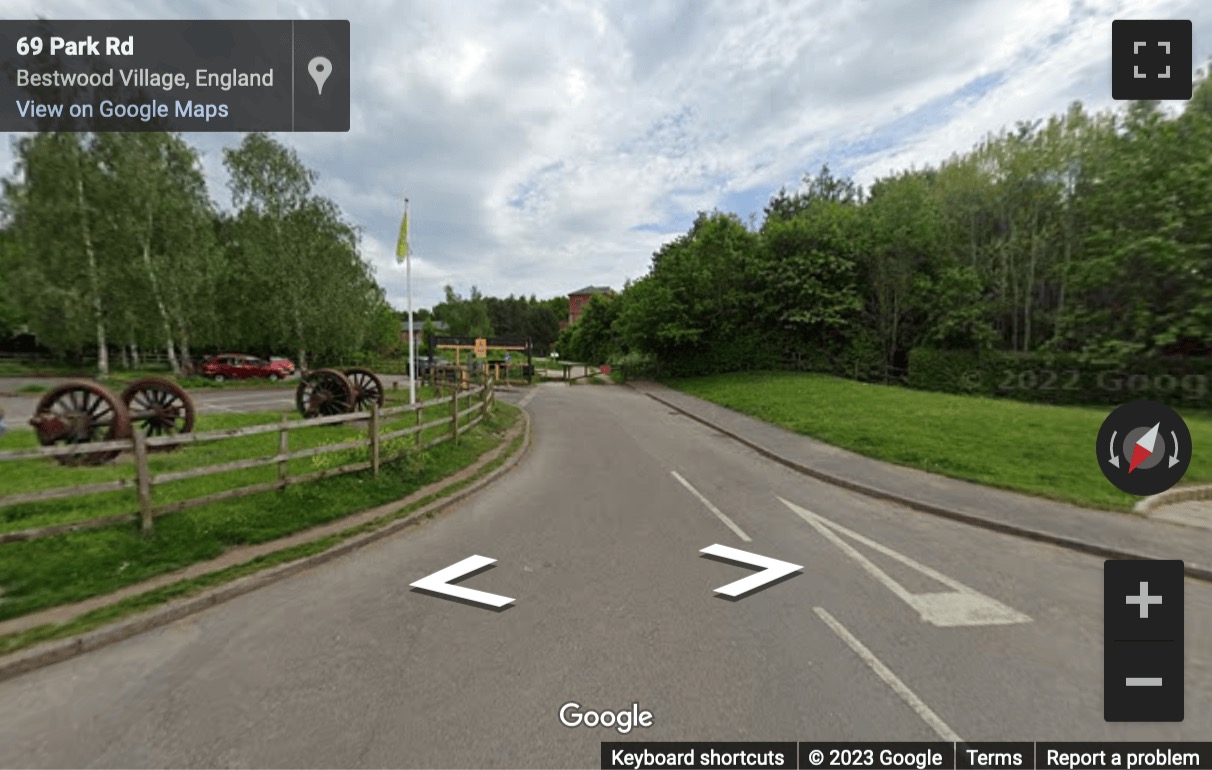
xmin=344 ymin=367 xmax=385 ymax=411
xmin=31 ymin=380 xmax=133 ymax=466
xmin=295 ymin=368 xmax=356 ymax=419
xmin=121 ymin=377 xmax=196 ymax=452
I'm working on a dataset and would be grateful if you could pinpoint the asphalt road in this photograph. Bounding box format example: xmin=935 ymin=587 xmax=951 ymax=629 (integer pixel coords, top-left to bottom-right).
xmin=0 ymin=382 xmax=1209 ymax=768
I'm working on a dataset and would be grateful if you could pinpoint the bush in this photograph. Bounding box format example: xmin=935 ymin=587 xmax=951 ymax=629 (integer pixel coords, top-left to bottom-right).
xmin=653 ymin=332 xmax=783 ymax=378
xmin=907 ymin=348 xmax=1212 ymax=408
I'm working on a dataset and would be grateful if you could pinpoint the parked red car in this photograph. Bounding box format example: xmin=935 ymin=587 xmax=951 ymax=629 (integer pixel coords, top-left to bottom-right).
xmin=269 ymin=356 xmax=296 ymax=374
xmin=201 ymin=354 xmax=295 ymax=381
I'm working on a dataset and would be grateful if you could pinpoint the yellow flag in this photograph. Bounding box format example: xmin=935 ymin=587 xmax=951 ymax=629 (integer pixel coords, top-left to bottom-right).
xmin=395 ymin=210 xmax=409 ymax=261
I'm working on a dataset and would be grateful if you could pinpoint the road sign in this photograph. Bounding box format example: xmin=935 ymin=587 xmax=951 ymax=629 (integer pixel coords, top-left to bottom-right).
xmin=474 ymin=338 xmax=487 ymax=358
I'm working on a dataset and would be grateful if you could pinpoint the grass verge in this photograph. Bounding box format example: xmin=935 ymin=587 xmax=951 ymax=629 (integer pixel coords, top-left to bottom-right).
xmin=667 ymin=371 xmax=1212 ymax=511
xmin=0 ymin=419 xmax=525 ymax=657
xmin=0 ymin=386 xmax=445 ymax=533
xmin=0 ymin=400 xmax=518 ymax=621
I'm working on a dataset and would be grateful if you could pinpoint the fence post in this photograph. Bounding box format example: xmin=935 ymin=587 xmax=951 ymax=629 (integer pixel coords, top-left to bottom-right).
xmin=278 ymin=415 xmax=289 ymax=488
xmin=415 ymin=401 xmax=423 ymax=449
xmin=133 ymin=431 xmax=154 ymax=534
xmin=481 ymin=375 xmax=489 ymax=419
xmin=370 ymin=402 xmax=381 ymax=478
xmin=451 ymin=385 xmax=459 ymax=444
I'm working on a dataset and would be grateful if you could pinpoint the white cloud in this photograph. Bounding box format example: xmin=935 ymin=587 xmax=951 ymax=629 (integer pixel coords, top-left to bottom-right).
xmin=2 ymin=0 xmax=1211 ymax=308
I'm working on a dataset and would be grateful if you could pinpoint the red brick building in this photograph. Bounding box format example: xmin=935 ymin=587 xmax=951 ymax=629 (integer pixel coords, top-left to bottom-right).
xmin=566 ymin=286 xmax=614 ymax=327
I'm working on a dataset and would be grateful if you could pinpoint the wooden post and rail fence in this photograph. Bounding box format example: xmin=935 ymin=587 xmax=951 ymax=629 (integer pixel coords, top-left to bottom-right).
xmin=0 ymin=377 xmax=496 ymax=544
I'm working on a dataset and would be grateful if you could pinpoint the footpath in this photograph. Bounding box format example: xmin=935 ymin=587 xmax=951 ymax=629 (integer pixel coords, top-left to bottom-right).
xmin=629 ymin=381 xmax=1212 ymax=581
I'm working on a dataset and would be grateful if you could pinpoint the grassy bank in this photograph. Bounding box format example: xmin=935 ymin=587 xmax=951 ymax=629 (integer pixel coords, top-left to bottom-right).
xmin=1 ymin=385 xmax=443 ymax=533
xmin=668 ymin=372 xmax=1212 ymax=511
xmin=0 ymin=400 xmax=518 ymax=621
xmin=0 ymin=418 xmax=526 ymax=656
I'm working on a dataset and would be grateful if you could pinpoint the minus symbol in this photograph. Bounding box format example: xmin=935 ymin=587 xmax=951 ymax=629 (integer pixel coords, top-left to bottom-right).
xmin=1126 ymin=677 xmax=1163 ymax=686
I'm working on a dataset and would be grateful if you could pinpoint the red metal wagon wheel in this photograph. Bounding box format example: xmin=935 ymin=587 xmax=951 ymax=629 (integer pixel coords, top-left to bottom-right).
xmin=29 ymin=380 xmax=132 ymax=466
xmin=121 ymin=377 xmax=196 ymax=451
xmin=344 ymin=367 xmax=385 ymax=411
xmin=295 ymin=368 xmax=356 ymax=418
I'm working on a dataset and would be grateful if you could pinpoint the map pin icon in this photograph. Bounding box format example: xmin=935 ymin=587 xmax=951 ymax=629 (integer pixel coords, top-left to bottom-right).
xmin=308 ymin=56 xmax=332 ymax=95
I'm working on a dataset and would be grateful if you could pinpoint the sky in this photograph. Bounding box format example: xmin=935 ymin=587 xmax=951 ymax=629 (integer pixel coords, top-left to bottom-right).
xmin=3 ymin=0 xmax=1212 ymax=311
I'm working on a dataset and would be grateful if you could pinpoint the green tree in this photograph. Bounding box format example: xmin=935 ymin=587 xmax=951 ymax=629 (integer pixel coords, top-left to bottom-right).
xmin=3 ymin=132 xmax=111 ymax=370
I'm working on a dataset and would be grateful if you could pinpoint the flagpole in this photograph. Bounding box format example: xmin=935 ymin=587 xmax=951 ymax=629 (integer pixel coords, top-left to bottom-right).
xmin=405 ymin=197 xmax=416 ymax=405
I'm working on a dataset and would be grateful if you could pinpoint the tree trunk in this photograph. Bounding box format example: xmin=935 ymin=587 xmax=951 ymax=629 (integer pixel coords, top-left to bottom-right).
xmin=77 ymin=162 xmax=109 ymax=376
xmin=131 ymin=342 xmax=141 ymax=368
xmin=1055 ymin=226 xmax=1070 ymax=342
xmin=178 ymin=333 xmax=192 ymax=375
xmin=889 ymin=291 xmax=900 ymax=383
xmin=139 ymin=210 xmax=180 ymax=375
xmin=1024 ymin=207 xmax=1037 ymax=353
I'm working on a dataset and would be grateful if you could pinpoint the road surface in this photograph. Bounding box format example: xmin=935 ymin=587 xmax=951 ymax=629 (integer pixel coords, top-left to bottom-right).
xmin=0 ymin=382 xmax=1208 ymax=767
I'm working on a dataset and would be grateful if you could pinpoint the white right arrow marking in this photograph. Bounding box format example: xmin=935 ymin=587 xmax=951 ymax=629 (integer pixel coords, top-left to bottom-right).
xmin=410 ymin=555 xmax=514 ymax=608
xmin=1169 ymin=430 xmax=1181 ymax=468
xmin=701 ymin=544 xmax=802 ymax=597
xmin=779 ymin=498 xmax=1031 ymax=626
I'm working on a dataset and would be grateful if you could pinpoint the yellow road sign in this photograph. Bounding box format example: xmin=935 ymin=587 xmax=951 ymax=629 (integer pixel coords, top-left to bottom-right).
xmin=474 ymin=338 xmax=487 ymax=358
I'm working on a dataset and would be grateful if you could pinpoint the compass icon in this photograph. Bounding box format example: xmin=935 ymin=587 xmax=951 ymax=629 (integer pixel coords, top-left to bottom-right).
xmin=1097 ymin=400 xmax=1192 ymax=496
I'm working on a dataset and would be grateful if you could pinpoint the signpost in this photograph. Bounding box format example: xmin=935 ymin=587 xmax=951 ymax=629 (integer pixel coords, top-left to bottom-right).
xmin=432 ymin=336 xmax=534 ymax=384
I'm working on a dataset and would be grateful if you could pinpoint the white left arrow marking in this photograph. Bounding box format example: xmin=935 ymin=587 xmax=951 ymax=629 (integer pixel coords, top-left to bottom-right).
xmin=410 ymin=555 xmax=514 ymax=607
xmin=701 ymin=544 xmax=802 ymax=597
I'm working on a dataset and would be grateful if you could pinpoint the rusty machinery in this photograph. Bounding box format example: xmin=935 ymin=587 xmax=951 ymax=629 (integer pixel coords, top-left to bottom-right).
xmin=28 ymin=377 xmax=196 ymax=466
xmin=295 ymin=367 xmax=384 ymax=419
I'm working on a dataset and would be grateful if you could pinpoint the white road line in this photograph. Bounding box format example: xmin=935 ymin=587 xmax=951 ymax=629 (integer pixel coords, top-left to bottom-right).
xmin=671 ymin=471 xmax=751 ymax=542
xmin=780 ymin=498 xmax=1030 ymax=627
xmin=517 ymin=389 xmax=539 ymax=408
xmin=814 ymin=607 xmax=962 ymax=742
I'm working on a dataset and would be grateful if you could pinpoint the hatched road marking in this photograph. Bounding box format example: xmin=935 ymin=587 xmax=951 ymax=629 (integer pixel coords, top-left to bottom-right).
xmin=781 ymin=498 xmax=1031 ymax=627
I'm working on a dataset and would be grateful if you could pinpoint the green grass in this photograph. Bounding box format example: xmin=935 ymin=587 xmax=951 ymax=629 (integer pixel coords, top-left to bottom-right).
xmin=667 ymin=372 xmax=1212 ymax=511
xmin=14 ymin=384 xmax=47 ymax=394
xmin=0 ymin=401 xmax=519 ymax=623
xmin=0 ymin=384 xmax=450 ymax=533
xmin=0 ymin=361 xmax=85 ymax=377
xmin=98 ymin=371 xmax=298 ymax=391
xmin=0 ymin=424 xmax=526 ymax=656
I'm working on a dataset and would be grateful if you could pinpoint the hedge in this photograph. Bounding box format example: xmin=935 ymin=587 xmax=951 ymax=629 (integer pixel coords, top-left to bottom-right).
xmin=907 ymin=348 xmax=1212 ymax=409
